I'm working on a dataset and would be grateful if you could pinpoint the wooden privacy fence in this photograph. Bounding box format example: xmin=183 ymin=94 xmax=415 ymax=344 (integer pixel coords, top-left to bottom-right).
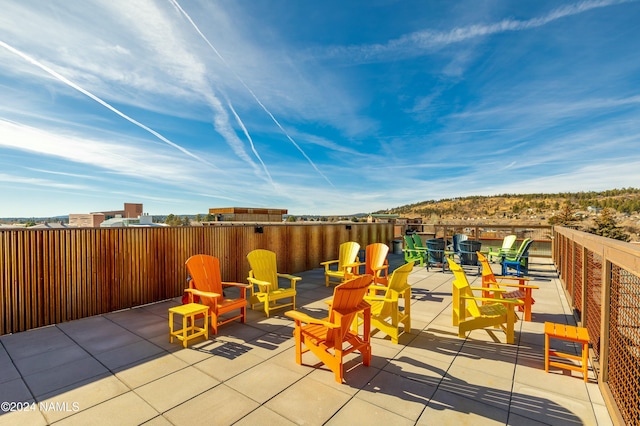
xmin=553 ymin=226 xmax=640 ymax=426
xmin=0 ymin=223 xmax=393 ymax=335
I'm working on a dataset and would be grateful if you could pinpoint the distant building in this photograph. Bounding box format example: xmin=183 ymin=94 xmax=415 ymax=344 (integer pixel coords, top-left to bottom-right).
xmin=97 ymin=203 xmax=143 ymax=220
xmin=367 ymin=213 xmax=400 ymax=223
xmin=69 ymin=203 xmax=145 ymax=227
xmin=29 ymin=222 xmax=72 ymax=229
xmin=68 ymin=213 xmax=105 ymax=227
xmin=587 ymin=206 xmax=603 ymax=214
xmin=100 ymin=213 xmax=162 ymax=228
xmin=207 ymin=207 xmax=288 ymax=222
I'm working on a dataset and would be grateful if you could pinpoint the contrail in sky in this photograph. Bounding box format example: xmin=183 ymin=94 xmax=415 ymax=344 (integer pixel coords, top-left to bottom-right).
xmin=225 ymin=96 xmax=274 ymax=184
xmin=323 ymin=0 xmax=634 ymax=62
xmin=0 ymin=40 xmax=217 ymax=170
xmin=169 ymin=0 xmax=334 ymax=186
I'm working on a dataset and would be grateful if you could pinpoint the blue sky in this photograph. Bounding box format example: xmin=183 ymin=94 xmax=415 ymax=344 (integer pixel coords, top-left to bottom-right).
xmin=1 ymin=0 xmax=640 ymax=217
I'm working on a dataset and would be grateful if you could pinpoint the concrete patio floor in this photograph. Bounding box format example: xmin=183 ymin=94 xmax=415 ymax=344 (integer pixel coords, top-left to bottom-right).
xmin=0 ymin=254 xmax=613 ymax=425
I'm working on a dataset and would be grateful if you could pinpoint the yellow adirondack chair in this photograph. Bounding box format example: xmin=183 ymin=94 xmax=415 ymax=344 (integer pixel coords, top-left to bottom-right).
xmin=321 ymin=241 xmax=360 ymax=287
xmin=246 ymin=249 xmax=300 ymax=317
xmin=486 ymin=234 xmax=517 ymax=262
xmin=346 ymin=243 xmax=390 ymax=286
xmin=447 ymin=257 xmax=522 ymax=344
xmin=362 ymin=261 xmax=414 ymax=343
xmin=477 ymin=252 xmax=538 ymax=321
xmin=285 ymin=275 xmax=373 ymax=383
xmin=185 ymin=255 xmax=249 ymax=335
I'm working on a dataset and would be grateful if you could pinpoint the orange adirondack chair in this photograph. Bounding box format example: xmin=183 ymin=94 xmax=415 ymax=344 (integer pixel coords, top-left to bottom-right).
xmin=321 ymin=241 xmax=360 ymax=287
xmin=448 ymin=257 xmax=522 ymax=344
xmin=477 ymin=252 xmax=538 ymax=321
xmin=285 ymin=275 xmax=373 ymax=383
xmin=246 ymin=249 xmax=300 ymax=317
xmin=185 ymin=255 xmax=248 ymax=335
xmin=347 ymin=243 xmax=390 ymax=286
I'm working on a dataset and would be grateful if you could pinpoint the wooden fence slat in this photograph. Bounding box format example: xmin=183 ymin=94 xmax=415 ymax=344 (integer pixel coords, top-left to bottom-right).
xmin=0 ymin=223 xmax=392 ymax=335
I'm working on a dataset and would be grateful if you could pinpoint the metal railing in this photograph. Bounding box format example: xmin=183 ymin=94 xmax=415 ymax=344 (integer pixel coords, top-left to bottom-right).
xmin=0 ymin=222 xmax=393 ymax=335
xmin=410 ymin=223 xmax=553 ymax=257
xmin=553 ymin=226 xmax=640 ymax=425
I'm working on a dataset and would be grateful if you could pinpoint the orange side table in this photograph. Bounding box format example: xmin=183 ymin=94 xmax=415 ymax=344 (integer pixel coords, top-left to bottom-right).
xmin=544 ymin=322 xmax=590 ymax=382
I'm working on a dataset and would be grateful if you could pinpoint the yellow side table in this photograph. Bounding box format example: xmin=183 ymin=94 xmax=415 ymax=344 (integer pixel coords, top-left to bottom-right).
xmin=169 ymin=303 xmax=209 ymax=348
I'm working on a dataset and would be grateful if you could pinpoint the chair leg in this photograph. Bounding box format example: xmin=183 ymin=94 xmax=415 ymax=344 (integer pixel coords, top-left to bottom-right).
xmin=506 ymin=309 xmax=515 ymax=344
xmin=294 ymin=327 xmax=303 ymax=365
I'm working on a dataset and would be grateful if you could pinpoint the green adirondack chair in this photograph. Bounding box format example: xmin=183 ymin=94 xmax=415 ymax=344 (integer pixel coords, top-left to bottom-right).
xmin=403 ymin=235 xmax=425 ymax=266
xmin=501 ymin=238 xmax=533 ymax=276
xmin=486 ymin=235 xmax=517 ymax=262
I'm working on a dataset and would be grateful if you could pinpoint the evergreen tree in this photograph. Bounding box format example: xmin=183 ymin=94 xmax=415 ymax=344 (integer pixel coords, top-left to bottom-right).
xmin=548 ymin=203 xmax=577 ymax=226
xmin=588 ymin=208 xmax=630 ymax=242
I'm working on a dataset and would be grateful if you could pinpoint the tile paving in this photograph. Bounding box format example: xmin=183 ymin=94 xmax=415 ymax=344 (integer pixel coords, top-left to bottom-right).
xmin=0 ymin=253 xmax=613 ymax=425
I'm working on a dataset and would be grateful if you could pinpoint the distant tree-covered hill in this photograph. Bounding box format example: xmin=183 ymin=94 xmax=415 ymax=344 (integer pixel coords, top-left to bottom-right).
xmin=377 ymin=188 xmax=640 ymax=219
xmin=375 ymin=188 xmax=640 ymax=241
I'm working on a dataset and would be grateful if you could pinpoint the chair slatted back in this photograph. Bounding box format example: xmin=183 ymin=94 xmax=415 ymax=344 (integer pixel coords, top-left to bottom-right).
xmin=448 ymin=258 xmax=481 ymax=318
xmin=247 ymin=249 xmax=279 ymax=292
xmin=327 ymin=275 xmax=372 ymax=343
xmin=404 ymin=235 xmax=417 ymax=251
xmin=516 ymin=239 xmax=534 ymax=261
xmin=338 ymin=242 xmax=360 ymax=271
xmin=186 ymin=255 xmax=224 ymax=304
xmin=452 ymin=234 xmax=468 ymax=253
xmin=478 ymin=252 xmax=497 ymax=284
xmin=502 ymin=235 xmax=517 ymax=251
xmin=507 ymin=238 xmax=532 ymax=261
xmin=365 ymin=243 xmax=389 ymax=277
xmin=379 ymin=262 xmax=413 ymax=317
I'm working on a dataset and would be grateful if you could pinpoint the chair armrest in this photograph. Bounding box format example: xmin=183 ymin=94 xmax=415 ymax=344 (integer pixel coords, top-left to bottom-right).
xmin=366 ymin=283 xmax=387 ymax=296
xmin=494 ymin=275 xmax=532 ymax=282
xmin=222 ymin=281 xmax=250 ymax=288
xmin=277 ymin=273 xmax=302 ymax=282
xmin=247 ymin=277 xmax=271 ymax=295
xmin=470 ymin=286 xmax=506 ymax=293
xmin=363 ymin=294 xmax=387 ymax=303
xmin=247 ymin=277 xmax=270 ymax=287
xmin=184 ymin=288 xmax=220 ymax=299
xmin=460 ymin=295 xmax=524 ymax=305
xmin=490 ymin=280 xmax=539 ymax=290
xmin=371 ymin=265 xmax=389 ymax=273
xmin=285 ymin=310 xmax=338 ymax=328
xmin=320 ymin=259 xmax=339 ymax=266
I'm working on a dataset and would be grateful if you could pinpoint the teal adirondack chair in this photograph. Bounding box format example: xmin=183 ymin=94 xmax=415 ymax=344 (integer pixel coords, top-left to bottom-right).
xmin=425 ymin=238 xmax=449 ymax=272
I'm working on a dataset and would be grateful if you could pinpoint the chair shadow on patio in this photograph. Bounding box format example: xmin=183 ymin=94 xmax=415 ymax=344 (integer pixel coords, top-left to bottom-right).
xmin=410 ymin=287 xmax=446 ymax=302
xmin=0 ymin=255 xmax=605 ymax=425
xmin=359 ymin=329 xmax=585 ymax=425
